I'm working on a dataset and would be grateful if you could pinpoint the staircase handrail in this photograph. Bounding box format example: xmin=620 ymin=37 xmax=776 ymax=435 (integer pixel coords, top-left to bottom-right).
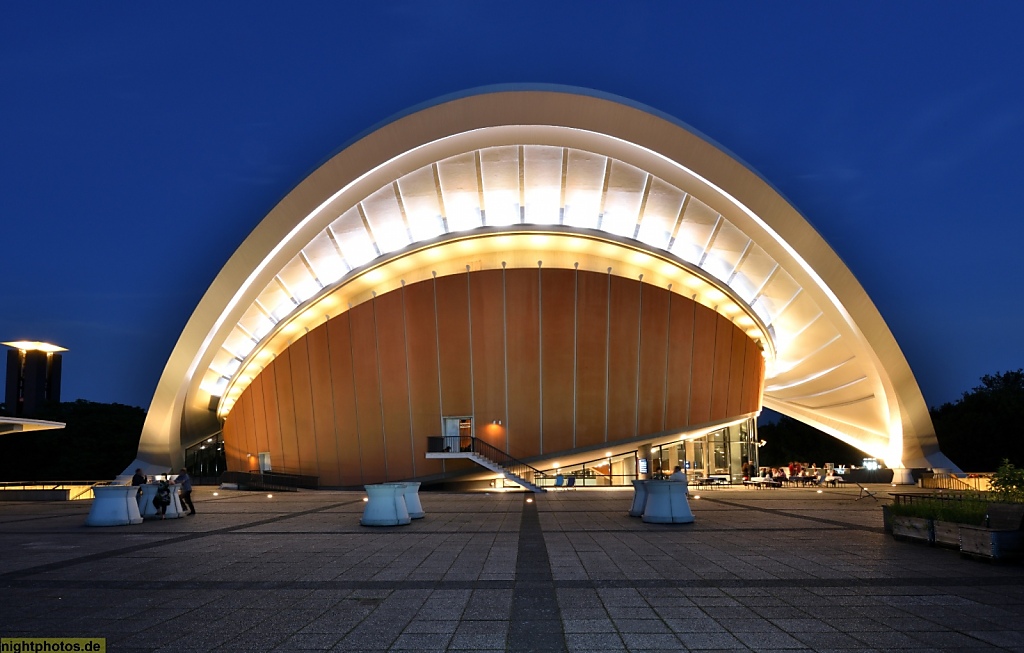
xmin=429 ymin=435 xmax=546 ymax=485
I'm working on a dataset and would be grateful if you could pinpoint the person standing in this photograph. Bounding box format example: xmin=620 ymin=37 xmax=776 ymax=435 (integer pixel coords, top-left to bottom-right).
xmin=175 ymin=468 xmax=196 ymax=515
xmin=131 ymin=467 xmax=146 ymax=498
xmin=131 ymin=468 xmax=146 ymax=486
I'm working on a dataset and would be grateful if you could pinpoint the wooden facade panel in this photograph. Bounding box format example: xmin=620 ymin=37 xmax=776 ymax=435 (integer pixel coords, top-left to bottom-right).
xmin=259 ymin=364 xmax=285 ymax=473
xmin=434 ymin=274 xmax=473 ymax=417
xmin=665 ymin=295 xmax=695 ymax=431
xmin=349 ymin=302 xmax=386 ymax=483
xmin=741 ymin=338 xmax=764 ymax=414
xmin=607 ymin=275 xmax=640 ymax=440
xmin=374 ymin=291 xmax=414 ymax=481
xmin=250 ymin=373 xmax=270 ymax=458
xmin=540 ymin=268 xmax=575 ymax=454
xmin=404 ymin=280 xmax=443 ymax=477
xmin=727 ymin=327 xmax=748 ymax=418
xmin=574 ymin=270 xmax=608 ymax=449
xmin=504 ymin=268 xmax=541 ymax=459
xmin=689 ymin=304 xmax=717 ymax=425
xmin=239 ymin=381 xmax=258 ymax=472
xmin=637 ymin=284 xmax=670 ymax=436
xmin=327 ymin=314 xmax=362 ymax=486
xmin=226 ymin=269 xmax=766 ymax=485
xmin=289 ymin=336 xmax=317 ymax=478
xmin=222 ymin=392 xmax=245 ymax=473
xmin=307 ymin=323 xmax=342 ymax=487
xmin=469 ymin=270 xmax=507 ymax=450
xmin=710 ymin=314 xmax=733 ymax=421
xmin=273 ymin=349 xmax=300 ymax=473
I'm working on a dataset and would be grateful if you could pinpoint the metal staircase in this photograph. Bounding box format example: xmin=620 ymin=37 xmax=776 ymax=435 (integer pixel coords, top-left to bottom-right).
xmin=426 ymin=436 xmax=547 ymax=493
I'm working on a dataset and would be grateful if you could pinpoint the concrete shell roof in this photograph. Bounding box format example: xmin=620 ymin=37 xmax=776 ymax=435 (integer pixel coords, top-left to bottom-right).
xmin=131 ymin=87 xmax=951 ymax=472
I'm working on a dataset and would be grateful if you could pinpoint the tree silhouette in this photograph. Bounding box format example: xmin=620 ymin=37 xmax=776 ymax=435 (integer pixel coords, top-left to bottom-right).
xmin=932 ymin=369 xmax=1024 ymax=471
xmin=0 ymin=400 xmax=144 ymax=480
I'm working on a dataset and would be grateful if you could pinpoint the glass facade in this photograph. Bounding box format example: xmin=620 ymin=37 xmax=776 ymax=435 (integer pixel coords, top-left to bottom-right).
xmin=534 ymin=418 xmax=758 ymax=487
xmin=184 ymin=432 xmax=227 ymax=482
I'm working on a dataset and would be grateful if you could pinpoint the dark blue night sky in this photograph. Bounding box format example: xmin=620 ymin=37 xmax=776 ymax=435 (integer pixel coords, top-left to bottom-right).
xmin=2 ymin=2 xmax=1022 ymax=410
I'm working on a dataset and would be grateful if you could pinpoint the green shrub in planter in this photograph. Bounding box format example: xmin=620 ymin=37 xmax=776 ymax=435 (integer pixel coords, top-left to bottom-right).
xmin=991 ymin=460 xmax=1024 ymax=504
xmin=888 ymin=498 xmax=986 ymax=525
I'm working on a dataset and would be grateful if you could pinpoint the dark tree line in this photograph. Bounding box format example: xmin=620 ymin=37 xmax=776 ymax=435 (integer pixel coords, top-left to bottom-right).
xmin=930 ymin=369 xmax=1024 ymax=471
xmin=0 ymin=400 xmax=145 ymax=481
xmin=757 ymin=414 xmax=866 ymax=467
xmin=758 ymin=369 xmax=1024 ymax=471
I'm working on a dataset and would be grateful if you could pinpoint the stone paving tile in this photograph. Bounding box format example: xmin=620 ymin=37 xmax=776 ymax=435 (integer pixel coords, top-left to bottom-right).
xmin=3 ymin=487 xmax=1024 ymax=653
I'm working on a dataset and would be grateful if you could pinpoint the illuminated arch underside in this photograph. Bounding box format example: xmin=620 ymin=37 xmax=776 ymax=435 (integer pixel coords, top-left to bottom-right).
xmin=131 ymin=89 xmax=952 ymax=473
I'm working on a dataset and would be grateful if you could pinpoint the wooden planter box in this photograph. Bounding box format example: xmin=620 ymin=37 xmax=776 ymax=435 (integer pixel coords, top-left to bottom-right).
xmin=891 ymin=516 xmax=933 ymax=544
xmin=959 ymin=526 xmax=1024 ymax=561
xmin=881 ymin=505 xmax=893 ymax=533
xmin=933 ymin=520 xmax=960 ymax=549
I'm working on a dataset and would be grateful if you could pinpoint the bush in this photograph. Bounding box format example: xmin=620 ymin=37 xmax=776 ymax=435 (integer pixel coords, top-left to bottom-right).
xmin=889 ymin=497 xmax=987 ymax=526
xmin=991 ymin=459 xmax=1024 ymax=503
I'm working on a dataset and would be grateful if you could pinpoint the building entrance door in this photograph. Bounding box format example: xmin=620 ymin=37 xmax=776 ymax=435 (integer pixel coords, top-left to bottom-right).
xmin=442 ymin=417 xmax=472 ymax=452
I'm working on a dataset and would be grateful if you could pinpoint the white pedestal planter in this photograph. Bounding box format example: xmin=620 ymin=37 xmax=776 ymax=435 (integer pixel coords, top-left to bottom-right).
xmin=892 ymin=468 xmax=915 ymax=485
xmin=137 ymin=484 xmax=185 ymax=519
xmin=361 ymin=484 xmax=411 ymax=526
xmin=85 ymin=485 xmax=143 ymax=526
xmin=641 ymin=480 xmax=695 ymax=524
xmin=399 ymin=482 xmax=424 ymax=519
xmin=629 ymin=480 xmax=648 ymax=517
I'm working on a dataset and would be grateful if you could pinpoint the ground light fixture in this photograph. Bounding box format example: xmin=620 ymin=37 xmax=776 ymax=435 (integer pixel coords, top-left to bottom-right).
xmin=526 ymin=498 xmax=533 ymax=503
xmin=267 ymin=494 xmax=273 ymax=498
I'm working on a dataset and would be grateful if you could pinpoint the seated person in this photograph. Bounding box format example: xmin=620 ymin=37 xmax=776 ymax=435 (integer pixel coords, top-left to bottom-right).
xmin=669 ymin=465 xmax=687 ymax=483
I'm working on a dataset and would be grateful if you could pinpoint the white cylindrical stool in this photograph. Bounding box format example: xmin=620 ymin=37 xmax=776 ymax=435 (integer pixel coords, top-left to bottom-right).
xmin=85 ymin=485 xmax=144 ymax=526
xmin=399 ymin=481 xmax=424 ymax=519
xmin=629 ymin=480 xmax=649 ymax=517
xmin=167 ymin=486 xmax=186 ymax=518
xmin=892 ymin=468 xmax=915 ymax=485
xmin=361 ymin=484 xmax=411 ymax=526
xmin=139 ymin=483 xmax=185 ymax=519
xmin=641 ymin=480 xmax=695 ymax=524
xmin=137 ymin=484 xmax=160 ymax=519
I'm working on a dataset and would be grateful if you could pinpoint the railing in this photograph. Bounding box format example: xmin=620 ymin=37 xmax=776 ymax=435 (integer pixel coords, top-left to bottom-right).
xmin=889 ymin=491 xmax=989 ymax=506
xmin=219 ymin=470 xmax=319 ymax=492
xmin=0 ymin=481 xmax=105 ymax=501
xmin=427 ymin=435 xmax=544 ymax=487
xmin=920 ymin=473 xmax=991 ymax=492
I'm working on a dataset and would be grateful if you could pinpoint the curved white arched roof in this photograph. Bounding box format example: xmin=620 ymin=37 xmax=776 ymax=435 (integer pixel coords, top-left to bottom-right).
xmin=130 ymin=87 xmax=953 ymax=473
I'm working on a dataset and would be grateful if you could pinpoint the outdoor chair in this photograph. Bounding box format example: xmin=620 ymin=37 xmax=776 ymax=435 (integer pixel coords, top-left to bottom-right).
xmin=553 ymin=474 xmax=564 ymax=490
xmin=565 ymin=476 xmax=576 ymax=490
xmin=855 ymin=482 xmax=878 ymax=501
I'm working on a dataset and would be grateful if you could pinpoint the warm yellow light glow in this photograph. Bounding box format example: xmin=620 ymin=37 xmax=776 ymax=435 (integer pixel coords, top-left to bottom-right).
xmin=215 ymin=230 xmax=774 ymax=419
xmin=2 ymin=341 xmax=67 ymax=353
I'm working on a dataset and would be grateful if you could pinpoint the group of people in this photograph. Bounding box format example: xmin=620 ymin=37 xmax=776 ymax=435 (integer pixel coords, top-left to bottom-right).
xmin=130 ymin=467 xmax=196 ymax=519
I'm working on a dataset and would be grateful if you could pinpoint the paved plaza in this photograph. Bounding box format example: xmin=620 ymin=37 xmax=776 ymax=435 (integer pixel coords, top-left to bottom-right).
xmin=1 ymin=485 xmax=1023 ymax=652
